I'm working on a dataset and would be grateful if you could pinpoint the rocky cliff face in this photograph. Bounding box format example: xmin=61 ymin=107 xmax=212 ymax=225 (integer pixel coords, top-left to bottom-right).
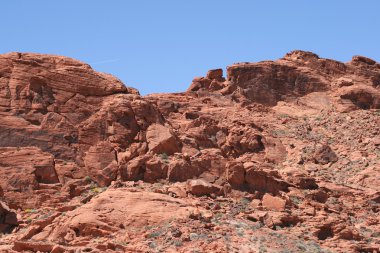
xmin=0 ymin=51 xmax=379 ymax=253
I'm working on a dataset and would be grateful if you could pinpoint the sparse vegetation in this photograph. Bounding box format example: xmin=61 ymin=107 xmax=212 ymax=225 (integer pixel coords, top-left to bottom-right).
xmin=289 ymin=195 xmax=303 ymax=205
xmin=159 ymin=153 xmax=169 ymax=163
xmin=147 ymin=230 xmax=163 ymax=239
xmin=278 ymin=114 xmax=290 ymax=119
xmin=148 ymin=241 xmax=157 ymax=249
xmin=173 ymin=239 xmax=182 ymax=247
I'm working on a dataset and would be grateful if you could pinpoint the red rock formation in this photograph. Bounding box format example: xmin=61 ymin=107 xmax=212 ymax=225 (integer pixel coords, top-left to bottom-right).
xmin=0 ymin=201 xmax=18 ymax=233
xmin=0 ymin=51 xmax=379 ymax=252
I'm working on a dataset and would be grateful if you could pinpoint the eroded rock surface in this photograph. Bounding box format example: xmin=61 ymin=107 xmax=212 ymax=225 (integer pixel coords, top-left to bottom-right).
xmin=0 ymin=51 xmax=379 ymax=253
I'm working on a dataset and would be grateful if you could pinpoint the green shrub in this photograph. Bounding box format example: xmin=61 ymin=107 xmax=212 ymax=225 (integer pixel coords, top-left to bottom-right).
xmin=147 ymin=230 xmax=163 ymax=238
xmin=148 ymin=241 xmax=157 ymax=249
xmin=159 ymin=153 xmax=169 ymax=163
xmin=25 ymin=208 xmax=37 ymax=213
xmin=173 ymin=239 xmax=182 ymax=247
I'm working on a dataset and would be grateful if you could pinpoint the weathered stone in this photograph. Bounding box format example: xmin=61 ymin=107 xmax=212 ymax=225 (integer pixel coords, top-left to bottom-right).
xmin=13 ymin=241 xmax=55 ymax=252
xmin=0 ymin=201 xmax=18 ymax=233
xmin=262 ymin=194 xmax=287 ymax=211
xmin=83 ymin=141 xmax=117 ymax=186
xmin=245 ymin=166 xmax=289 ymax=194
xmin=144 ymin=155 xmax=168 ymax=183
xmin=146 ymin=124 xmax=181 ymax=155
xmin=313 ymin=144 xmax=338 ymax=165
xmin=167 ymin=183 xmax=187 ymax=198
xmin=167 ymin=159 xmax=199 ymax=182
xmin=187 ymin=179 xmax=221 ymax=196
xmin=206 ymin=69 xmax=224 ymax=81
xmin=0 ymin=51 xmax=378 ymax=252
xmin=225 ymin=162 xmax=245 ymax=187
xmin=351 ymin=55 xmax=377 ymax=66
xmin=119 ymin=155 xmax=149 ymax=181
xmin=263 ymin=212 xmax=300 ymax=228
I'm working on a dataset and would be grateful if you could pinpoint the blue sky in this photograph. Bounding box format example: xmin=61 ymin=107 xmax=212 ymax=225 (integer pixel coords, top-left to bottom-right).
xmin=1 ymin=1 xmax=379 ymax=95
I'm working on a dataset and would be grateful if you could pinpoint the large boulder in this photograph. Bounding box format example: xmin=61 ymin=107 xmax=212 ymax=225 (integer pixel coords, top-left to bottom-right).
xmin=167 ymin=159 xmax=198 ymax=182
xmin=187 ymin=69 xmax=225 ymax=92
xmin=313 ymin=144 xmax=338 ymax=165
xmin=187 ymin=179 xmax=222 ymax=196
xmin=119 ymin=155 xmax=149 ymax=181
xmin=225 ymin=161 xmax=245 ymax=187
xmin=339 ymin=85 xmax=380 ymax=110
xmin=0 ymin=201 xmax=18 ymax=233
xmin=224 ymin=126 xmax=264 ymax=156
xmin=146 ymin=124 xmax=181 ymax=155
xmin=351 ymin=55 xmax=377 ymax=66
xmin=83 ymin=141 xmax=118 ymax=186
xmin=262 ymin=194 xmax=287 ymax=211
xmin=245 ymin=165 xmax=290 ymax=195
xmin=144 ymin=155 xmax=168 ymax=183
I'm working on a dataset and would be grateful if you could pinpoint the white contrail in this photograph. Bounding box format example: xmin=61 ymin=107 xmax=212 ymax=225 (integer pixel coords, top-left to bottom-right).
xmin=90 ymin=58 xmax=120 ymax=65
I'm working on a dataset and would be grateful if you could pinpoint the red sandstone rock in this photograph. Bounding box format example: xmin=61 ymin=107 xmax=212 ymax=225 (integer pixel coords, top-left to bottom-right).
xmin=245 ymin=166 xmax=290 ymax=195
xmin=262 ymin=194 xmax=287 ymax=211
xmin=0 ymin=201 xmax=18 ymax=233
xmin=144 ymin=155 xmax=168 ymax=182
xmin=313 ymin=144 xmax=338 ymax=165
xmin=146 ymin=123 xmax=181 ymax=155
xmin=186 ymin=179 xmax=222 ymax=196
xmin=167 ymin=158 xmax=198 ymax=182
xmin=206 ymin=69 xmax=224 ymax=81
xmin=119 ymin=155 xmax=149 ymax=181
xmin=225 ymin=161 xmax=245 ymax=187
xmin=351 ymin=55 xmax=377 ymax=66
xmin=0 ymin=51 xmax=379 ymax=253
xmin=13 ymin=241 xmax=56 ymax=252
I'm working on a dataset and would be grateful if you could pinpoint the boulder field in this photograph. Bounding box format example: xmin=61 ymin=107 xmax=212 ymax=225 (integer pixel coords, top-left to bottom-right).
xmin=0 ymin=51 xmax=379 ymax=252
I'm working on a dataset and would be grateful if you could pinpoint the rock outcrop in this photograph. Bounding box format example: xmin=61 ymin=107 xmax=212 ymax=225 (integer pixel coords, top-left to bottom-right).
xmin=0 ymin=201 xmax=18 ymax=233
xmin=0 ymin=51 xmax=379 ymax=253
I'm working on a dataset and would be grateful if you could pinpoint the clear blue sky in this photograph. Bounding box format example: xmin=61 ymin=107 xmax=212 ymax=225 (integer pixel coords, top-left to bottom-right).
xmin=2 ymin=1 xmax=379 ymax=95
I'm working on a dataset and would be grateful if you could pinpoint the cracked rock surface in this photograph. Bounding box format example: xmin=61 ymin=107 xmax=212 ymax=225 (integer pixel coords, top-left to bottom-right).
xmin=0 ymin=51 xmax=379 ymax=252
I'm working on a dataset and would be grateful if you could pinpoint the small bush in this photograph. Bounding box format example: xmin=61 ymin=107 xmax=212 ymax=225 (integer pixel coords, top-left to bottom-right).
xmin=173 ymin=239 xmax=182 ymax=247
xmin=91 ymin=187 xmax=106 ymax=194
xmin=148 ymin=241 xmax=157 ymax=249
xmin=159 ymin=153 xmax=170 ymax=163
xmin=147 ymin=230 xmax=163 ymax=238
xmin=84 ymin=176 xmax=92 ymax=183
xmin=160 ymin=153 xmax=168 ymax=160
xmin=25 ymin=208 xmax=37 ymax=213
xmin=278 ymin=114 xmax=290 ymax=119
xmin=189 ymin=233 xmax=199 ymax=241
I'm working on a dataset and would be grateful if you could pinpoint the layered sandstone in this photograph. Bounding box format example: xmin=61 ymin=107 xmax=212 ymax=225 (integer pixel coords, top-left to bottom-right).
xmin=0 ymin=51 xmax=379 ymax=253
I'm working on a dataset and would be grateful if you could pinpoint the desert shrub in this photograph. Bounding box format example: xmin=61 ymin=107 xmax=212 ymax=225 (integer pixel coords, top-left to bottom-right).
xmin=84 ymin=176 xmax=92 ymax=183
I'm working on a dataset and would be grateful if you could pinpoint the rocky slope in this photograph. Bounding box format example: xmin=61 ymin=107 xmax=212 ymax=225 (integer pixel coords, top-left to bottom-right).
xmin=0 ymin=51 xmax=379 ymax=253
